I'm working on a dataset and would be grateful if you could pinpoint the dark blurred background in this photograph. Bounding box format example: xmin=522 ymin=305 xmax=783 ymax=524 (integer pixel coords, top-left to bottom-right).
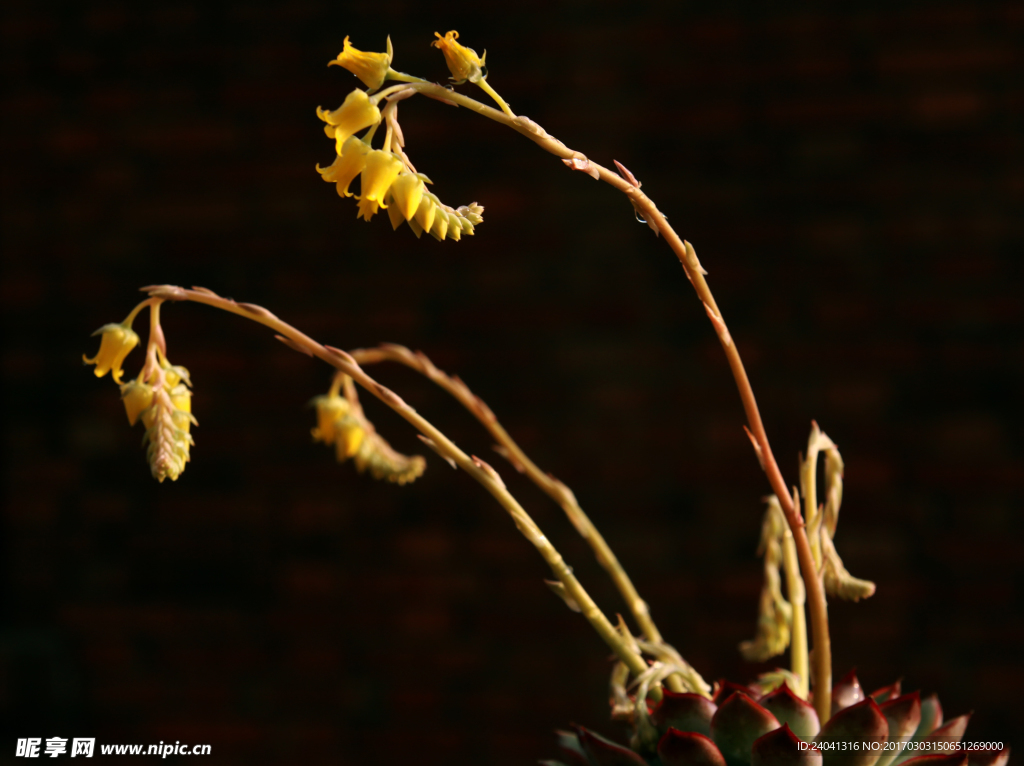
xmin=2 ymin=1 xmax=1022 ymax=763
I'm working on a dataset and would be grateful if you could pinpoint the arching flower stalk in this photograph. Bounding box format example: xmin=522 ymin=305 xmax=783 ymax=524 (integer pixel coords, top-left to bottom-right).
xmin=80 ymin=29 xmax=1011 ymax=765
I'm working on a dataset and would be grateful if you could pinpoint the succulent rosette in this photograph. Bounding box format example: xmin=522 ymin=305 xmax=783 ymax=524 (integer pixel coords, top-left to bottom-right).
xmin=545 ymin=670 xmax=1008 ymax=766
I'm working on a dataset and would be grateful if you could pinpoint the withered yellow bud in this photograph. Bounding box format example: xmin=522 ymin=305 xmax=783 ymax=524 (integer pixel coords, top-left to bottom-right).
xmin=432 ymin=30 xmax=485 ymax=84
xmin=310 ymin=394 xmax=349 ymax=445
xmin=316 ymin=89 xmax=381 ymax=154
xmin=120 ymin=380 xmax=154 ymax=426
xmin=83 ymin=322 xmax=139 ymax=384
xmin=317 ymin=135 xmax=371 ymax=197
xmin=329 ymin=36 xmax=393 ymax=91
xmin=390 ymin=173 xmax=425 ymax=221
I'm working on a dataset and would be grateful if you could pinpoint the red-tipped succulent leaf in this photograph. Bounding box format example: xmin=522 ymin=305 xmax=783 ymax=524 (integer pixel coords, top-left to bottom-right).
xmin=899 ymin=755 xmax=968 ymax=766
xmin=714 ymin=680 xmax=760 ymax=705
xmin=922 ymin=714 xmax=970 ymax=746
xmin=652 ymin=691 xmax=718 ymax=737
xmin=575 ymin=725 xmax=647 ymax=766
xmin=912 ymin=694 xmax=943 ymax=742
xmin=876 ymin=692 xmax=922 ymax=766
xmin=760 ymin=683 xmax=821 ymax=741
xmin=832 ymin=668 xmax=866 ymax=713
xmin=658 ymin=728 xmax=727 ymax=766
xmin=752 ymin=723 xmax=823 ymax=766
xmin=871 ymin=681 xmax=903 ymax=703
xmin=555 ymin=729 xmax=594 ymax=766
xmin=968 ymin=745 xmax=1010 ymax=766
xmin=816 ymin=696 xmax=888 ymax=766
xmin=711 ymin=692 xmax=781 ymax=766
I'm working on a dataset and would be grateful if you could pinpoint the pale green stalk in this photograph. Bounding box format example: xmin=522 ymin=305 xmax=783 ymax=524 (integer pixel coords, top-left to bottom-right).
xmin=779 ymin=491 xmax=809 ymax=700
xmin=348 ymin=344 xmax=706 ymax=695
xmin=141 ymin=284 xmax=662 ymax=700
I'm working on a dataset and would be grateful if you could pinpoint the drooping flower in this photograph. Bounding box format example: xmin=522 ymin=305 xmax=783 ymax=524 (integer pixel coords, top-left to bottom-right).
xmin=310 ymin=393 xmax=350 ymax=445
xmin=356 ymin=149 xmax=403 ymax=221
xmin=316 ymin=89 xmax=381 ymax=154
xmin=83 ymin=322 xmax=139 ymax=383
xmin=317 ymin=135 xmax=372 ymax=197
xmin=432 ymin=30 xmax=485 ymax=84
xmin=311 ymin=379 xmax=425 ymax=485
xmin=328 ymin=36 xmax=393 ymax=91
xmin=120 ymin=379 xmax=154 ymax=426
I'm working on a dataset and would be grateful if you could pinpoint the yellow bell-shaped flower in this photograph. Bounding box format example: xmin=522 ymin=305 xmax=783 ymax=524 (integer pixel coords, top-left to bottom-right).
xmin=83 ymin=322 xmax=139 ymax=384
xmin=317 ymin=136 xmax=372 ymax=197
xmin=120 ymin=379 xmax=154 ymax=426
xmin=356 ymin=150 xmax=403 ymax=221
xmin=432 ymin=30 xmax=485 ymax=84
xmin=317 ymin=89 xmax=381 ymax=154
xmin=328 ymin=36 xmax=393 ymax=91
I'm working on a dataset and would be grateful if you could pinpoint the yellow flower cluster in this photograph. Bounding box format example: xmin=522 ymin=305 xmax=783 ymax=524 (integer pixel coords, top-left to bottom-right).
xmin=84 ymin=313 xmax=196 ymax=483
xmin=124 ymin=359 xmax=196 ymax=483
xmin=311 ymin=389 xmax=425 ymax=485
xmin=316 ymin=36 xmax=484 ymax=240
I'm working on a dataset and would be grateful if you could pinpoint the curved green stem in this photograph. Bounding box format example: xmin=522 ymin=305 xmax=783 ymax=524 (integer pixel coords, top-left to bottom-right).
xmin=142 ymin=284 xmax=663 ymax=701
xmin=348 ymin=344 xmax=707 ymax=696
xmin=474 ymin=77 xmax=515 ymax=117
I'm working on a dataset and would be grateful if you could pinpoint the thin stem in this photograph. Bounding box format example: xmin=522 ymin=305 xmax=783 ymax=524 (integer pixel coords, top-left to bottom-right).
xmin=348 ymin=344 xmax=706 ymax=696
xmin=386 ymin=69 xmax=429 ymax=85
xmin=475 ymin=77 xmax=515 ymax=117
xmin=395 ymin=80 xmax=834 ymax=720
xmin=123 ymin=298 xmax=155 ymax=327
xmin=142 ymin=284 xmax=662 ymax=701
xmin=780 ymin=501 xmax=808 ymax=700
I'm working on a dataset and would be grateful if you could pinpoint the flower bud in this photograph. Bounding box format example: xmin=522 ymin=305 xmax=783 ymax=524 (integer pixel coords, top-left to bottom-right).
xmin=328 ymin=36 xmax=393 ymax=91
xmin=414 ymin=195 xmax=436 ymax=233
xmin=120 ymin=380 xmax=154 ymax=426
xmin=386 ymin=192 xmax=406 ymax=230
xmin=83 ymin=322 xmax=139 ymax=384
xmin=390 ymin=173 xmax=425 ymax=221
xmin=432 ymin=31 xmax=485 ymax=84
xmin=429 ymin=208 xmax=450 ymax=241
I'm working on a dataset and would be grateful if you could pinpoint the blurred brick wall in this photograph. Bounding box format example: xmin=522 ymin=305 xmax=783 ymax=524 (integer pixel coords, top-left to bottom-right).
xmin=2 ymin=2 xmax=1021 ymax=764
